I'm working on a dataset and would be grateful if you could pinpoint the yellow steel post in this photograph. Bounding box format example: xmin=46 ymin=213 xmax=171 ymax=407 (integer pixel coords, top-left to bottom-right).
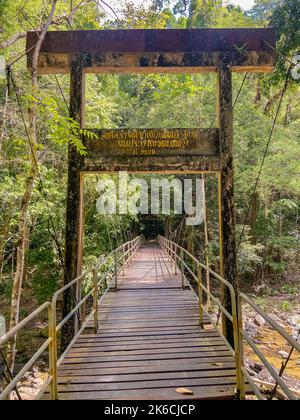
xmin=230 ymin=291 xmax=245 ymax=400
xmin=92 ymin=269 xmax=99 ymax=334
xmin=217 ymin=172 xmax=224 ymax=277
xmin=201 ymin=174 xmax=211 ymax=308
xmin=127 ymin=243 xmax=130 ymax=266
xmin=217 ymin=172 xmax=227 ymax=338
xmin=114 ymin=249 xmax=118 ymax=291
xmin=197 ymin=264 xmax=204 ymax=329
xmin=174 ymin=244 xmax=178 ymax=275
xmin=48 ymin=304 xmax=58 ymax=400
xmin=180 ymin=248 xmax=184 ymax=289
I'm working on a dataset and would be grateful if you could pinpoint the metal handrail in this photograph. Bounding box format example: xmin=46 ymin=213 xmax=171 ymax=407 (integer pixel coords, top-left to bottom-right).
xmin=0 ymin=235 xmax=143 ymax=400
xmin=158 ymin=235 xmax=245 ymax=399
xmin=238 ymin=293 xmax=300 ymax=400
xmin=50 ymin=235 xmax=143 ymax=399
xmin=0 ymin=302 xmax=53 ymax=401
xmin=158 ymin=235 xmax=300 ymax=401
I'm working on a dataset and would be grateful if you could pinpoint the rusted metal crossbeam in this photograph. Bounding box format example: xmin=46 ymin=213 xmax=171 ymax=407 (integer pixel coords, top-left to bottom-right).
xmin=26 ymin=28 xmax=276 ymax=74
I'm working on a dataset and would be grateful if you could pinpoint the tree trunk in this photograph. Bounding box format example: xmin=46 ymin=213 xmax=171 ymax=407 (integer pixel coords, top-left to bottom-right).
xmin=164 ymin=217 xmax=170 ymax=239
xmin=254 ymin=80 xmax=261 ymax=105
xmin=61 ymin=56 xmax=85 ymax=351
xmin=21 ymin=223 xmax=30 ymax=287
xmin=0 ymin=224 xmax=10 ymax=283
xmin=217 ymin=60 xmax=237 ymax=348
xmin=6 ymin=169 xmax=37 ymax=374
xmin=264 ymin=89 xmax=284 ymax=114
xmin=284 ymin=102 xmax=292 ymax=126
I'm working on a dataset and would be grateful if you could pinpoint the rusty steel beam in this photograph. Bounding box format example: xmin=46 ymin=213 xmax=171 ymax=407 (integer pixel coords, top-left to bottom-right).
xmin=27 ymin=29 xmax=275 ymax=54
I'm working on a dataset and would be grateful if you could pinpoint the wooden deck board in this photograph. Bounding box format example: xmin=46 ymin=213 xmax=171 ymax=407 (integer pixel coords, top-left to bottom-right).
xmin=53 ymin=244 xmax=238 ymax=400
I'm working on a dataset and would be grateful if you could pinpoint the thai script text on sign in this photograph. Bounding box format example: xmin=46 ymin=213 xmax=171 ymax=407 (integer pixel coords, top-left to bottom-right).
xmin=85 ymin=128 xmax=219 ymax=157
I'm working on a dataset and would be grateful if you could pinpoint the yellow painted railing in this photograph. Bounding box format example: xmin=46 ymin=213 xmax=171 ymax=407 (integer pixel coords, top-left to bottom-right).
xmin=158 ymin=235 xmax=300 ymax=401
xmin=0 ymin=236 xmax=143 ymax=400
xmin=238 ymin=293 xmax=300 ymax=400
xmin=158 ymin=235 xmax=245 ymax=399
xmin=0 ymin=302 xmax=53 ymax=400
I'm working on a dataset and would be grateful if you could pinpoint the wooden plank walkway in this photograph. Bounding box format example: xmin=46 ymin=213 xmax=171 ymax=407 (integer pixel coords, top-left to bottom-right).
xmin=55 ymin=244 xmax=238 ymax=400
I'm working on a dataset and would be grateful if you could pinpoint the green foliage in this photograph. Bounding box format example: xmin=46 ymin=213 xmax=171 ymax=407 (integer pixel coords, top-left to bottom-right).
xmin=26 ymin=92 xmax=88 ymax=155
xmin=280 ymin=300 xmax=291 ymax=312
xmin=29 ymin=224 xmax=61 ymax=303
xmin=270 ymin=0 xmax=300 ymax=79
xmin=32 ymin=262 xmax=59 ymax=304
xmin=187 ymin=0 xmax=255 ymax=28
xmin=249 ymin=0 xmax=300 ymax=85
xmin=255 ymin=296 xmax=268 ymax=310
xmin=107 ymin=2 xmax=169 ymax=29
xmin=281 ymin=285 xmax=299 ymax=295
xmin=237 ymin=227 xmax=264 ymax=275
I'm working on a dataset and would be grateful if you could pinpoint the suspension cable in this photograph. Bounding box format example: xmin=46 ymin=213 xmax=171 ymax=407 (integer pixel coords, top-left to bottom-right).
xmin=233 ymin=73 xmax=248 ymax=109
xmin=262 ymin=39 xmax=295 ymax=68
xmin=54 ymin=74 xmax=69 ymax=112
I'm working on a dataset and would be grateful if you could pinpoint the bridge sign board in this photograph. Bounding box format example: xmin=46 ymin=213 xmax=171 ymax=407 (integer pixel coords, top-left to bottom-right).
xmin=84 ymin=128 xmax=219 ymax=158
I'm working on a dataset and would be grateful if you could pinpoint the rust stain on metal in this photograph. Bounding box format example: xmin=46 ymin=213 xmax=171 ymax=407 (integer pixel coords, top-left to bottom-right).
xmin=26 ymin=29 xmax=275 ymax=54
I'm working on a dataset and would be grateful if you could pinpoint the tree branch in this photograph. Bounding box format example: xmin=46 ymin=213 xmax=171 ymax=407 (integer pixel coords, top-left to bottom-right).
xmin=0 ymin=0 xmax=94 ymax=50
xmin=0 ymin=32 xmax=27 ymax=50
xmin=96 ymin=0 xmax=120 ymax=20
xmin=32 ymin=0 xmax=58 ymax=75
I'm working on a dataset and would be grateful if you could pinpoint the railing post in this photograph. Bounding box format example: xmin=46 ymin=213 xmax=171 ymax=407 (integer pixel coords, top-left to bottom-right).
xmin=180 ymin=249 xmax=184 ymax=289
xmin=197 ymin=265 xmax=204 ymax=329
xmin=122 ymin=244 xmax=125 ymax=276
xmin=206 ymin=265 xmax=211 ymax=309
xmin=74 ymin=280 xmax=81 ymax=335
xmin=48 ymin=304 xmax=58 ymax=400
xmin=171 ymin=242 xmax=175 ymax=265
xmin=174 ymin=245 xmax=178 ymax=275
xmin=127 ymin=242 xmax=131 ymax=267
xmin=92 ymin=269 xmax=99 ymax=334
xmin=114 ymin=249 xmax=118 ymax=291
